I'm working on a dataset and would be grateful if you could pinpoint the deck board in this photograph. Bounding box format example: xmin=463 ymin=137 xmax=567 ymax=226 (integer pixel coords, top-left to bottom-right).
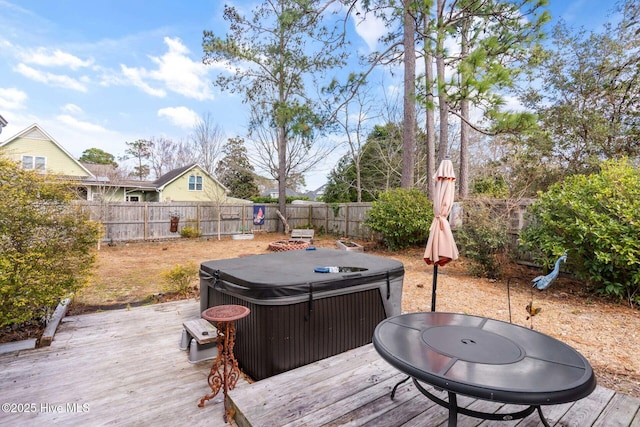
xmin=1 ymin=299 xmax=638 ymax=427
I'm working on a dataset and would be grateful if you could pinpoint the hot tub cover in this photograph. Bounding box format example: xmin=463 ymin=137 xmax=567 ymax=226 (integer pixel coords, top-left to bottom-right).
xmin=200 ymin=248 xmax=404 ymax=303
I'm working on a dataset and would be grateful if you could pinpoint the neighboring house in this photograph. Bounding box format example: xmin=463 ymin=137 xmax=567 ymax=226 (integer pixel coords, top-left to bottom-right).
xmin=149 ymin=163 xmax=229 ymax=203
xmin=0 ymin=114 xmax=7 ymax=135
xmin=0 ymin=123 xmax=239 ymax=203
xmin=261 ymin=187 xmax=302 ymax=199
xmin=83 ymin=162 xmax=230 ymax=202
xmin=0 ymin=123 xmax=94 ymax=181
xmin=261 ymin=185 xmax=327 ymax=200
xmin=304 ymin=184 xmax=326 ymax=201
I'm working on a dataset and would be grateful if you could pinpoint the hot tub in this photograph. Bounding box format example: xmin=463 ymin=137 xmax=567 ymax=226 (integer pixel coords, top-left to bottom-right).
xmin=199 ymin=248 xmax=404 ymax=380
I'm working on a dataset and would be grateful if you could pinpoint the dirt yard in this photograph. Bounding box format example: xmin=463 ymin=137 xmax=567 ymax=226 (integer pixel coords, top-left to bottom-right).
xmin=72 ymin=232 xmax=640 ymax=398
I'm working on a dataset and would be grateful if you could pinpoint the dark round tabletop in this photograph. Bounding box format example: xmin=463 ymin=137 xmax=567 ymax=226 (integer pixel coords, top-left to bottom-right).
xmin=373 ymin=312 xmax=596 ymax=405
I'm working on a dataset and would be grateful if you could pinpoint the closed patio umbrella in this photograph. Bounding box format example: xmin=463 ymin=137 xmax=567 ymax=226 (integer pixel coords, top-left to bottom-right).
xmin=423 ymin=159 xmax=459 ymax=311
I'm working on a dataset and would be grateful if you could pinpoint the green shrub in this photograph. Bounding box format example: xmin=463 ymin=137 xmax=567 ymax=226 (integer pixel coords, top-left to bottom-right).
xmin=471 ymin=175 xmax=509 ymax=198
xmin=519 ymin=159 xmax=640 ymax=307
xmin=364 ymin=188 xmax=432 ymax=251
xmin=179 ymin=226 xmax=202 ymax=238
xmin=0 ymin=157 xmax=101 ymax=328
xmin=456 ymin=200 xmax=510 ymax=279
xmin=161 ymin=262 xmax=198 ymax=297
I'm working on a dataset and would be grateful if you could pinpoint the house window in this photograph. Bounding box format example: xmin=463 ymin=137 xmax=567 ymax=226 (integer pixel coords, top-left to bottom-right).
xmin=35 ymin=156 xmax=46 ymax=171
xmin=127 ymin=196 xmax=140 ymax=202
xmin=22 ymin=155 xmax=32 ymax=169
xmin=21 ymin=155 xmax=46 ymax=171
xmin=188 ymin=175 xmax=203 ymax=191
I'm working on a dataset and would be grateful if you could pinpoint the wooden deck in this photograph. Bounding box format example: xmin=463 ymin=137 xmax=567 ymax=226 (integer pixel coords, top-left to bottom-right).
xmin=0 ymin=300 xmax=229 ymax=426
xmin=230 ymin=344 xmax=640 ymax=426
xmin=1 ymin=300 xmax=638 ymax=427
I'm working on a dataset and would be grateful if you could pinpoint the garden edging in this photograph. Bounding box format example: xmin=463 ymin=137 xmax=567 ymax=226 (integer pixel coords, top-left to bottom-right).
xmin=0 ymin=298 xmax=70 ymax=355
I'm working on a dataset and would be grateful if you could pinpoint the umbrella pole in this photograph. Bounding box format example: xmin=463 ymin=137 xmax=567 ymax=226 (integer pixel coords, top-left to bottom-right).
xmin=390 ymin=263 xmax=438 ymax=399
xmin=431 ymin=265 xmax=438 ymax=312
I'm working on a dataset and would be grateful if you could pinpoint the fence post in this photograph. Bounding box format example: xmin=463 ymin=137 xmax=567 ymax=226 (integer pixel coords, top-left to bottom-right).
xmin=144 ymin=203 xmax=149 ymax=240
xmin=345 ymin=204 xmax=350 ymax=237
xmin=197 ymin=203 xmax=201 ymax=231
xmin=325 ymin=204 xmax=329 ymax=234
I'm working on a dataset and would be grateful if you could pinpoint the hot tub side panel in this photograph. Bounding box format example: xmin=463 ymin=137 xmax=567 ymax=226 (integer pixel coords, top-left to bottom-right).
xmin=209 ymin=287 xmax=387 ymax=381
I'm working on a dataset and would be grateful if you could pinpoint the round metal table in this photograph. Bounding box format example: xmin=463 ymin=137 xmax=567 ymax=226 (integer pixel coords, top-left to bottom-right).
xmin=373 ymin=312 xmax=596 ymax=427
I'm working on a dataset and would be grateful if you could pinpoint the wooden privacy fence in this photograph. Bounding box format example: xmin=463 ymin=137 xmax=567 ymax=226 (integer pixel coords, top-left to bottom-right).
xmin=76 ymin=201 xmax=377 ymax=242
xmin=76 ymin=199 xmax=534 ymax=244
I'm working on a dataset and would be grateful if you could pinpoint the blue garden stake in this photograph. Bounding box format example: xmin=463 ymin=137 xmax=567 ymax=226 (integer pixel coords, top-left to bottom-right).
xmin=532 ymin=252 xmax=568 ymax=291
xmin=506 ymin=252 xmax=568 ymax=327
xmin=525 ymin=252 xmax=568 ymax=329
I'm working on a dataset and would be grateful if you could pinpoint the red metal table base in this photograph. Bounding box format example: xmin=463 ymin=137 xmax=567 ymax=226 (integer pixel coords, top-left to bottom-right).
xmin=197 ymin=305 xmax=250 ymax=424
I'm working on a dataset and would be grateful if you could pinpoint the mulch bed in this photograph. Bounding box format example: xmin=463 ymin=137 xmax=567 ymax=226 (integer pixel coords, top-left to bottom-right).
xmin=0 ymin=319 xmax=45 ymax=344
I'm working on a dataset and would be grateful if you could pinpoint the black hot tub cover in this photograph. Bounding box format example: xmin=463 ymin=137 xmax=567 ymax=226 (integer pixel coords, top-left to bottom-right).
xmin=200 ymin=247 xmax=404 ymax=303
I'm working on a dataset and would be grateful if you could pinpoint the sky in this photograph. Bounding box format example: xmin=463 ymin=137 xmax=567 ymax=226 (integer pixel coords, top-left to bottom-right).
xmin=0 ymin=0 xmax=618 ymax=191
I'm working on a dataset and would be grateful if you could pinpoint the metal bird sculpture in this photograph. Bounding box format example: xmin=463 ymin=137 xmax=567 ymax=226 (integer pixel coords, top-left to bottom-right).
xmin=525 ymin=302 xmax=542 ymax=320
xmin=532 ymin=252 xmax=567 ymax=291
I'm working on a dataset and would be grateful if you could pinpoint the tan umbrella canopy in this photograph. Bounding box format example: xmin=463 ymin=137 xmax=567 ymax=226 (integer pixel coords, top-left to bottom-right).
xmin=423 ymin=159 xmax=459 ymax=311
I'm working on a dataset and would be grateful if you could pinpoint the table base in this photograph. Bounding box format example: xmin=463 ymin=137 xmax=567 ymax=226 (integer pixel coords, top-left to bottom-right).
xmin=410 ymin=379 xmax=551 ymax=427
xmin=198 ymin=320 xmax=241 ymax=423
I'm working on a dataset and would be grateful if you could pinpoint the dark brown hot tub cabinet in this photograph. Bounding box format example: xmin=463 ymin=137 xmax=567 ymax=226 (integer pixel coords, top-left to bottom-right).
xmin=199 ymin=248 xmax=404 ymax=380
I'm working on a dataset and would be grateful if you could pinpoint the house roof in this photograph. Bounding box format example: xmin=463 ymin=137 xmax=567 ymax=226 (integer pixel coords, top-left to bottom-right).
xmin=304 ymin=183 xmax=327 ymax=201
xmin=261 ymin=187 xmax=302 ymax=197
xmin=0 ymin=114 xmax=7 ymax=130
xmin=81 ymin=162 xmax=117 ymax=180
xmin=153 ymin=163 xmax=197 ymax=188
xmin=154 ymin=163 xmax=228 ymax=192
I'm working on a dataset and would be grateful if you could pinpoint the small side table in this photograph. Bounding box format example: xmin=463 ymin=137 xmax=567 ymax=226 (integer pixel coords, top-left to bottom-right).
xmin=197 ymin=304 xmax=250 ymax=423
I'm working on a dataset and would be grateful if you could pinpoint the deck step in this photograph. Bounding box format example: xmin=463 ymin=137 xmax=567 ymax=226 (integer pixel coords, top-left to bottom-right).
xmin=180 ymin=318 xmax=218 ymax=363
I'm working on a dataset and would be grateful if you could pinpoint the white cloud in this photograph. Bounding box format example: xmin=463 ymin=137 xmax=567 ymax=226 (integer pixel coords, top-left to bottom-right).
xmin=56 ymin=114 xmax=107 ymax=133
xmin=120 ymin=64 xmax=167 ymax=97
xmin=157 ymin=106 xmax=200 ymax=129
xmin=150 ymin=37 xmax=214 ymax=100
xmin=18 ymin=47 xmax=94 ymax=70
xmin=120 ymin=37 xmax=214 ymax=101
xmin=502 ymin=95 xmax=525 ymax=112
xmin=0 ymin=87 xmax=28 ymax=110
xmin=61 ymin=103 xmax=83 ymax=114
xmin=0 ymin=38 xmax=13 ymax=50
xmin=352 ymin=7 xmax=387 ymax=51
xmin=14 ymin=63 xmax=88 ymax=92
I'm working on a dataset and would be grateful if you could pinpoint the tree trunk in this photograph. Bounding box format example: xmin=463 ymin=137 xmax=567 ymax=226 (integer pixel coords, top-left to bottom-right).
xmin=401 ymin=1 xmax=416 ymax=189
xmin=459 ymin=16 xmax=470 ymax=199
xmin=424 ymin=10 xmax=436 ymax=200
xmin=278 ymin=125 xmax=287 ymax=234
xmin=356 ymin=158 xmax=362 ymax=203
xmin=460 ymin=99 xmax=470 ymax=198
xmin=436 ymin=0 xmax=448 ymax=162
